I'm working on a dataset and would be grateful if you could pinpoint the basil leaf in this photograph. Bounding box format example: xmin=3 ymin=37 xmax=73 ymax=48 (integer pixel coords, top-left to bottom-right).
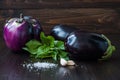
xmin=54 ymin=41 xmax=65 ymax=50
xmin=40 ymin=32 xmax=54 ymax=47
xmin=25 ymin=40 xmax=41 ymax=50
xmin=23 ymin=40 xmax=41 ymax=54
xmin=51 ymin=51 xmax=58 ymax=61
xmin=59 ymin=51 xmax=69 ymax=60
xmin=23 ymin=32 xmax=69 ymax=61
xmin=35 ymin=45 xmax=50 ymax=58
xmin=23 ymin=47 xmax=38 ymax=55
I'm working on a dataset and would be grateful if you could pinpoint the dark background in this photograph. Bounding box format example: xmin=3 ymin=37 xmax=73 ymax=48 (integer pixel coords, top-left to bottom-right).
xmin=0 ymin=0 xmax=120 ymax=34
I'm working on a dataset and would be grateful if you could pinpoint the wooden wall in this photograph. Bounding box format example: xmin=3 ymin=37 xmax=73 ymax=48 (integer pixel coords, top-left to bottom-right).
xmin=0 ymin=0 xmax=120 ymax=35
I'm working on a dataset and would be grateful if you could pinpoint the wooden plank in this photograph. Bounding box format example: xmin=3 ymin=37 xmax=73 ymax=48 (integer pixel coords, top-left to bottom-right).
xmin=1 ymin=8 xmax=119 ymax=24
xmin=0 ymin=34 xmax=120 ymax=80
xmin=0 ymin=8 xmax=120 ymax=34
xmin=0 ymin=1 xmax=120 ymax=9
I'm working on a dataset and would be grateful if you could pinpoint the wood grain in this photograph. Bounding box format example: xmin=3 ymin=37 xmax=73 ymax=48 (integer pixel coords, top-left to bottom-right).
xmin=0 ymin=1 xmax=120 ymax=34
xmin=0 ymin=8 xmax=120 ymax=34
xmin=0 ymin=34 xmax=120 ymax=80
xmin=0 ymin=0 xmax=120 ymax=9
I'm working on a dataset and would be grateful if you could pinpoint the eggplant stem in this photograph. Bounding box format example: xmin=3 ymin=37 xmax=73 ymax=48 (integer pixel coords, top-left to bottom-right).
xmin=17 ymin=13 xmax=23 ymax=23
xmin=20 ymin=13 xmax=23 ymax=19
xmin=99 ymin=34 xmax=116 ymax=60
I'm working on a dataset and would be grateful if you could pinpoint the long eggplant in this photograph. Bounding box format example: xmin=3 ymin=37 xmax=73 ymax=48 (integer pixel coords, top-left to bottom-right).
xmin=65 ymin=30 xmax=115 ymax=61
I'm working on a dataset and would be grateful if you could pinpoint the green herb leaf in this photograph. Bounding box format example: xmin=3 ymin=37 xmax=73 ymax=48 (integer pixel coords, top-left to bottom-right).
xmin=35 ymin=45 xmax=50 ymax=58
xmin=59 ymin=51 xmax=69 ymax=61
xmin=40 ymin=32 xmax=55 ymax=47
xmin=54 ymin=41 xmax=65 ymax=50
xmin=23 ymin=40 xmax=41 ymax=54
xmin=23 ymin=32 xmax=69 ymax=61
xmin=25 ymin=40 xmax=41 ymax=49
xmin=51 ymin=51 xmax=58 ymax=61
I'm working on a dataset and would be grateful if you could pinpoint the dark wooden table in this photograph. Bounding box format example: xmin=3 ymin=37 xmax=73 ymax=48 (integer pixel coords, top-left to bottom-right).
xmin=0 ymin=32 xmax=120 ymax=80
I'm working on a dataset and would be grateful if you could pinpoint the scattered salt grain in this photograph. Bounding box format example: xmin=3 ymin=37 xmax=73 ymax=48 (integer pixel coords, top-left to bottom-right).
xmin=33 ymin=62 xmax=57 ymax=69
xmin=22 ymin=62 xmax=58 ymax=72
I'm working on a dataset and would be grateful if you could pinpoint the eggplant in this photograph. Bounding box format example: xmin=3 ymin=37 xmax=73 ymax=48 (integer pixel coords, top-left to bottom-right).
xmin=65 ymin=30 xmax=115 ymax=60
xmin=3 ymin=14 xmax=42 ymax=51
xmin=51 ymin=24 xmax=77 ymax=41
xmin=23 ymin=16 xmax=43 ymax=40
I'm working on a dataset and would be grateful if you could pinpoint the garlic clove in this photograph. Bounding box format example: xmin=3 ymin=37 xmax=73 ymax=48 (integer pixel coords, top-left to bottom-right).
xmin=60 ymin=58 xmax=67 ymax=66
xmin=67 ymin=60 xmax=75 ymax=66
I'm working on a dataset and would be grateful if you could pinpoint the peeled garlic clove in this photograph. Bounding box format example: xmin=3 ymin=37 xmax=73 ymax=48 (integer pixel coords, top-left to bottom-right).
xmin=60 ymin=58 xmax=67 ymax=66
xmin=67 ymin=60 xmax=75 ymax=66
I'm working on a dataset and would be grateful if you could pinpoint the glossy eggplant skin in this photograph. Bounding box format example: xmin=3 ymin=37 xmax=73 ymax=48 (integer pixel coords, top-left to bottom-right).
xmin=65 ymin=31 xmax=108 ymax=60
xmin=51 ymin=24 xmax=77 ymax=41
xmin=3 ymin=18 xmax=32 ymax=51
xmin=3 ymin=16 xmax=43 ymax=51
xmin=24 ymin=16 xmax=43 ymax=40
xmin=32 ymin=20 xmax=42 ymax=40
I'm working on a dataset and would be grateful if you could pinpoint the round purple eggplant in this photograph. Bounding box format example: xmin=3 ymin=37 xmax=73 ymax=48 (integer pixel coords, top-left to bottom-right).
xmin=3 ymin=14 xmax=42 ymax=51
xmin=51 ymin=24 xmax=77 ymax=41
xmin=65 ymin=30 xmax=115 ymax=61
xmin=3 ymin=18 xmax=32 ymax=51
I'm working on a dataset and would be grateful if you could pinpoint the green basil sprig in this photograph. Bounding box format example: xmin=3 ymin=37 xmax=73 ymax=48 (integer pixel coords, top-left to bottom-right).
xmin=23 ymin=32 xmax=69 ymax=61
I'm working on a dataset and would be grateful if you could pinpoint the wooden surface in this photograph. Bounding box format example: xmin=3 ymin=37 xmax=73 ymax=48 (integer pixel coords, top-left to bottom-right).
xmin=0 ymin=0 xmax=120 ymax=9
xmin=0 ymin=1 xmax=120 ymax=34
xmin=0 ymin=34 xmax=120 ymax=80
xmin=1 ymin=0 xmax=120 ymax=80
xmin=1 ymin=8 xmax=120 ymax=34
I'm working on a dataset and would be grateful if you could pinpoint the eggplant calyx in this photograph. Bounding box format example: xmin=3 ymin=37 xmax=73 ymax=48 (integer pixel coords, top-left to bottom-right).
xmin=99 ymin=34 xmax=116 ymax=60
xmin=16 ymin=13 xmax=24 ymax=23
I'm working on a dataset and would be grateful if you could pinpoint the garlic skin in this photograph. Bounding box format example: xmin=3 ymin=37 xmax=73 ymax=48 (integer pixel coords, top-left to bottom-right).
xmin=60 ymin=58 xmax=76 ymax=66
xmin=60 ymin=58 xmax=67 ymax=66
xmin=67 ymin=60 xmax=75 ymax=66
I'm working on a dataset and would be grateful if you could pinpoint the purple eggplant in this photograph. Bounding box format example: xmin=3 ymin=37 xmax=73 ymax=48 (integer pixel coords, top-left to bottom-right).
xmin=23 ymin=16 xmax=43 ymax=40
xmin=51 ymin=24 xmax=77 ymax=41
xmin=3 ymin=14 xmax=42 ymax=51
xmin=65 ymin=30 xmax=115 ymax=61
